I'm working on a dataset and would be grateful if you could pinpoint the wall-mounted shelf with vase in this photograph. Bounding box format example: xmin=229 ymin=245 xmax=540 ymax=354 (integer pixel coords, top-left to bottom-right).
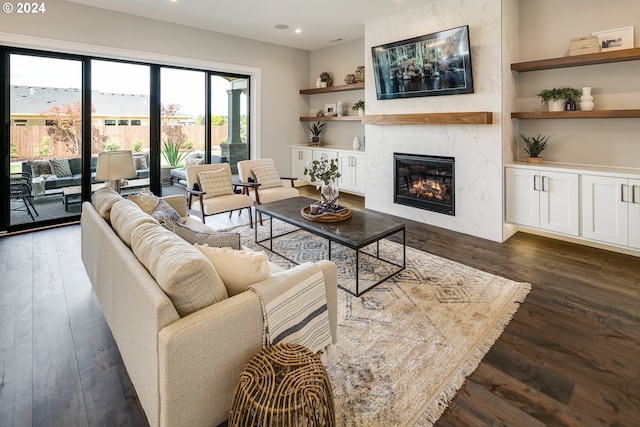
xmin=511 ymin=48 xmax=640 ymax=120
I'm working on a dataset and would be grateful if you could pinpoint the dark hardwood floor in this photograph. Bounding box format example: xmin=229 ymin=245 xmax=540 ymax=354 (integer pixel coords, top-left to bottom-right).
xmin=1 ymin=187 xmax=638 ymax=426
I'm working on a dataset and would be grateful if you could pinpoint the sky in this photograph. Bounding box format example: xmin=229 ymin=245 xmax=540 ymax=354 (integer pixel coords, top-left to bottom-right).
xmin=10 ymin=54 xmax=238 ymax=117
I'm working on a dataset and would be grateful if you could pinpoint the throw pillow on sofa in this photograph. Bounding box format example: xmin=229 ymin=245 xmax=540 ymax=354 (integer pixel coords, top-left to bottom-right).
xmin=195 ymin=245 xmax=270 ymax=296
xmin=128 ymin=189 xmax=159 ymax=214
xmin=28 ymin=159 xmax=52 ymax=177
xmin=49 ymin=158 xmax=73 ymax=177
xmin=132 ymin=222 xmax=228 ymax=317
xmin=151 ymin=199 xmax=184 ymax=230
xmin=133 ymin=154 xmax=148 ymax=170
xmin=174 ymin=222 xmax=241 ymax=250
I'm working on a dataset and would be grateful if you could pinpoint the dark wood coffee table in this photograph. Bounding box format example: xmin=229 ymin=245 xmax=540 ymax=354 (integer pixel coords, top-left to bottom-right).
xmin=255 ymin=196 xmax=405 ymax=296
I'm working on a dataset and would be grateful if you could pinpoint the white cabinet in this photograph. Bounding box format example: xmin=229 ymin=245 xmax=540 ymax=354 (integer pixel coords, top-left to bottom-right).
xmin=338 ymin=152 xmax=365 ymax=195
xmin=290 ymin=147 xmax=312 ymax=183
xmin=291 ymin=146 xmax=364 ymax=193
xmin=582 ymin=175 xmax=640 ymax=249
xmin=505 ymin=167 xmax=579 ymax=236
xmin=312 ymin=148 xmax=338 ymax=163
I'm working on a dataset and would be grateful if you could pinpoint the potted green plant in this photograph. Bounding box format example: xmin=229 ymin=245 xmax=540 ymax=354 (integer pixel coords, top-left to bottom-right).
xmin=162 ymin=139 xmax=188 ymax=167
xmin=520 ymin=134 xmax=551 ymax=163
xmin=537 ymin=87 xmax=579 ymax=112
xmin=352 ymin=100 xmax=365 ymax=116
xmin=308 ymin=121 xmax=326 ymax=145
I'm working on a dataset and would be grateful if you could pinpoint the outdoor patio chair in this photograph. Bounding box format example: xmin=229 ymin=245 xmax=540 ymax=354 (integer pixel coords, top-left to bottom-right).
xmin=10 ymin=172 xmax=39 ymax=221
xmin=237 ymin=159 xmax=299 ymax=225
xmin=185 ymin=163 xmax=255 ymax=227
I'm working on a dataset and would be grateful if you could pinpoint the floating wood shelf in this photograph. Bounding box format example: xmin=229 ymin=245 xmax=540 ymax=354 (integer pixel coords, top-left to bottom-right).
xmin=511 ymin=47 xmax=640 ymax=72
xmin=299 ymin=116 xmax=362 ymax=122
xmin=511 ymin=110 xmax=640 ymax=119
xmin=300 ymin=82 xmax=364 ymax=94
xmin=361 ymin=112 xmax=493 ymax=125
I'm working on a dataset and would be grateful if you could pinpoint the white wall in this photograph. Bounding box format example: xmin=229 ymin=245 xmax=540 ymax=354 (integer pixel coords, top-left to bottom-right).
xmin=516 ymin=0 xmax=640 ymax=168
xmin=0 ymin=0 xmax=310 ymax=175
xmin=364 ymin=0 xmax=506 ymax=242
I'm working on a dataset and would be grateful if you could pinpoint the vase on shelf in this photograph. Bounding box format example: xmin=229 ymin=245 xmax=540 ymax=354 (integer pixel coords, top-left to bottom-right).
xmin=337 ymin=101 xmax=344 ymax=117
xmin=352 ymin=136 xmax=361 ymax=150
xmin=579 ymin=87 xmax=594 ymax=111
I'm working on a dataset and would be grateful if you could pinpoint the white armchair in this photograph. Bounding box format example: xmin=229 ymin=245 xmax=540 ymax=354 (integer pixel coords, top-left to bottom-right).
xmin=237 ymin=159 xmax=299 ymax=224
xmin=185 ymin=163 xmax=255 ymax=227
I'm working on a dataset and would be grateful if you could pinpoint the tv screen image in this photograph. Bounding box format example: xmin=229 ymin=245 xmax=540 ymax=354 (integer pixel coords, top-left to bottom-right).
xmin=371 ymin=25 xmax=474 ymax=100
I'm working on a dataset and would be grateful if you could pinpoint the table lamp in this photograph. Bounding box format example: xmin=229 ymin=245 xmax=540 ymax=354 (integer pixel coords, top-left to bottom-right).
xmin=95 ymin=150 xmax=137 ymax=193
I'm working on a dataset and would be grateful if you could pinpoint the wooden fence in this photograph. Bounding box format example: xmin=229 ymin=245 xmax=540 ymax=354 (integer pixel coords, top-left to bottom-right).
xmin=9 ymin=125 xmax=229 ymax=161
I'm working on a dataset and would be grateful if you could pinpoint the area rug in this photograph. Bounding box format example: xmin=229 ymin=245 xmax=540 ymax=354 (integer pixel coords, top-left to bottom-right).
xmin=233 ymin=220 xmax=531 ymax=426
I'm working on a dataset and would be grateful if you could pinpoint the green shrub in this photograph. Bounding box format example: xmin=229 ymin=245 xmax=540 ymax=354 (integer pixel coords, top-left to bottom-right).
xmin=36 ymin=137 xmax=51 ymax=157
xmin=104 ymin=140 xmax=121 ymax=151
xmin=132 ymin=140 xmax=143 ymax=152
xmin=182 ymin=139 xmax=194 ymax=150
xmin=10 ymin=142 xmax=18 ymax=158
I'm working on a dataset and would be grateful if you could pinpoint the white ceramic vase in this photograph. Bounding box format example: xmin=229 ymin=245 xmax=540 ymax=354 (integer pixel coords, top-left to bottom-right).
xmin=579 ymin=87 xmax=594 ymax=111
xmin=337 ymin=101 xmax=344 ymax=117
xmin=352 ymin=136 xmax=361 ymax=150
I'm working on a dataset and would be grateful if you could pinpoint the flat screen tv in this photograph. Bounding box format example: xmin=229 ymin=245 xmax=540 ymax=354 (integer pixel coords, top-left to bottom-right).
xmin=371 ymin=25 xmax=474 ymax=100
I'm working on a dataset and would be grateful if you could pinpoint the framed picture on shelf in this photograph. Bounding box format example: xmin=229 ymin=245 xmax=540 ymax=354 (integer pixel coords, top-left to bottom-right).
xmin=324 ymin=103 xmax=336 ymax=116
xmin=371 ymin=25 xmax=474 ymax=100
xmin=592 ymin=26 xmax=634 ymax=52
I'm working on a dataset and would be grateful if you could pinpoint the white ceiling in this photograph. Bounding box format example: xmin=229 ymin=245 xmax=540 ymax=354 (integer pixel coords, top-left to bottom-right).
xmin=66 ymin=0 xmax=430 ymax=51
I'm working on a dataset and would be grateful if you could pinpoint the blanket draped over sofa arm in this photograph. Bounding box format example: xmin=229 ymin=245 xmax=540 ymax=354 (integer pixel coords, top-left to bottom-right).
xmin=248 ymin=265 xmax=333 ymax=357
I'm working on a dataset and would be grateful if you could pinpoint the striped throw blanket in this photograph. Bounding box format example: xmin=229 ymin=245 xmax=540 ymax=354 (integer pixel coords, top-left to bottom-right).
xmin=249 ymin=270 xmax=332 ymax=355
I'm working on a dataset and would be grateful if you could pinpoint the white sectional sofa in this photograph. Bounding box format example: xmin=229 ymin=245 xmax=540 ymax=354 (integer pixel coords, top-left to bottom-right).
xmin=80 ymin=189 xmax=338 ymax=427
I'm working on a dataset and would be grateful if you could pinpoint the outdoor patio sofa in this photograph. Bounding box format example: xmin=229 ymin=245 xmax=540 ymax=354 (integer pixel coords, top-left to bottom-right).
xmin=22 ymin=154 xmax=150 ymax=192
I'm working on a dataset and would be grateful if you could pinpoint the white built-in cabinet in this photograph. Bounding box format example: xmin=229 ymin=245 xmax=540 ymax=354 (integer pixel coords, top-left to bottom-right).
xmin=581 ymin=175 xmax=640 ymax=249
xmin=291 ymin=147 xmax=312 ymax=181
xmin=290 ymin=146 xmax=365 ymax=195
xmin=505 ymin=163 xmax=640 ymax=252
xmin=505 ymin=167 xmax=579 ymax=236
xmin=338 ymin=152 xmax=365 ymax=194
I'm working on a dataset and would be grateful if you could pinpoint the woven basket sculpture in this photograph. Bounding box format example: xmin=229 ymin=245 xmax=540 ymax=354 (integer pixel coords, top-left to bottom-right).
xmin=229 ymin=343 xmax=335 ymax=427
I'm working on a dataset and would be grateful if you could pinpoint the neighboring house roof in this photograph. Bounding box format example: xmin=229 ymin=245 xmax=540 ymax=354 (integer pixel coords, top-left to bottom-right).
xmin=10 ymin=85 xmax=187 ymax=118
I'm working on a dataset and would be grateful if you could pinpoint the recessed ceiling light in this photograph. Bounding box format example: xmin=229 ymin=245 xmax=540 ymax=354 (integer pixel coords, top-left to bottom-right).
xmin=274 ymin=24 xmax=289 ymax=30
xmin=295 ymin=28 xmax=302 ymax=34
xmin=329 ymin=38 xmax=343 ymax=43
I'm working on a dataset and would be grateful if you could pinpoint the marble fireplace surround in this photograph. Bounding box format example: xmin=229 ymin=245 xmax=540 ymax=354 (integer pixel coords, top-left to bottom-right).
xmin=364 ymin=0 xmax=507 ymax=243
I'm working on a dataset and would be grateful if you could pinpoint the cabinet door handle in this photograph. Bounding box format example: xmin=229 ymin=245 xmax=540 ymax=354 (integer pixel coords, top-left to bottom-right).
xmin=621 ymin=184 xmax=627 ymax=203
xmin=533 ymin=175 xmax=539 ymax=191
xmin=633 ymin=185 xmax=638 ymax=204
xmin=541 ymin=175 xmax=546 ymax=192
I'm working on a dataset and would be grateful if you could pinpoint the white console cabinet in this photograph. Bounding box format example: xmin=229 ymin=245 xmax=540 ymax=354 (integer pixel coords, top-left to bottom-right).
xmin=505 ymin=167 xmax=579 ymax=236
xmin=581 ymin=175 xmax=640 ymax=249
xmin=291 ymin=146 xmax=365 ymax=195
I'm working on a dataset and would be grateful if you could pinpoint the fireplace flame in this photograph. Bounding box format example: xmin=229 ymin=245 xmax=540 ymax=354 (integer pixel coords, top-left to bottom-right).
xmin=410 ymin=178 xmax=446 ymax=200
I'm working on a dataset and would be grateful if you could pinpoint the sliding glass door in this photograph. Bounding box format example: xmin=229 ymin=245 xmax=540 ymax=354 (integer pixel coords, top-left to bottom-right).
xmin=8 ymin=53 xmax=83 ymax=227
xmin=1 ymin=47 xmax=251 ymax=233
xmin=91 ymin=59 xmax=151 ymax=196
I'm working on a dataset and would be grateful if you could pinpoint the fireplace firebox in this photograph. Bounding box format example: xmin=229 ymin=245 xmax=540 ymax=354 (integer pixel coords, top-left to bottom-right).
xmin=394 ymin=153 xmax=455 ymax=215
